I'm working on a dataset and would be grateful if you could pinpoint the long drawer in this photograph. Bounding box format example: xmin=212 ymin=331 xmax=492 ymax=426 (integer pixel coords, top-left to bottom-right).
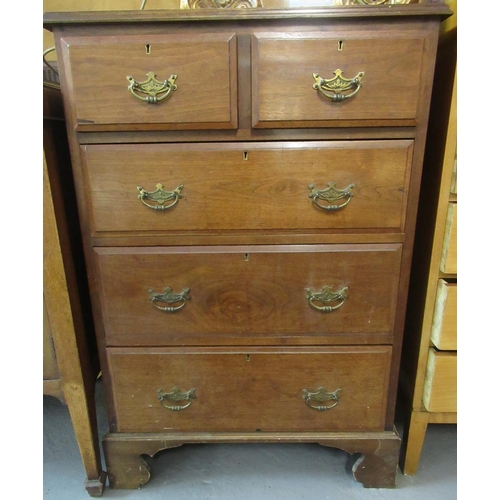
xmin=58 ymin=33 xmax=238 ymax=130
xmin=107 ymin=346 xmax=392 ymax=433
xmin=94 ymin=244 xmax=402 ymax=346
xmin=82 ymin=141 xmax=413 ymax=236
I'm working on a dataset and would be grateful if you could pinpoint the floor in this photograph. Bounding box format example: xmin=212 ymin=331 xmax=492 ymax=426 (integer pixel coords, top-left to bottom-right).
xmin=44 ymin=380 xmax=457 ymax=500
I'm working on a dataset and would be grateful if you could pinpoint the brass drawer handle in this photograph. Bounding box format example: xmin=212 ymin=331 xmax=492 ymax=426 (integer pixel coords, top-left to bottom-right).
xmin=302 ymin=387 xmax=342 ymax=411
xmin=305 ymin=285 xmax=348 ymax=312
xmin=308 ymin=182 xmax=355 ymax=212
xmin=137 ymin=183 xmax=183 ymax=211
xmin=157 ymin=387 xmax=196 ymax=411
xmin=148 ymin=287 xmax=191 ymax=312
xmin=312 ymin=69 xmax=364 ymax=102
xmin=126 ymin=71 xmax=178 ymax=104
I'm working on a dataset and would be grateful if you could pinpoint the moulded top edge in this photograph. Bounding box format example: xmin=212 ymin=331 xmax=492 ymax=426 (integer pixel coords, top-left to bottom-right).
xmin=43 ymin=6 xmax=452 ymax=31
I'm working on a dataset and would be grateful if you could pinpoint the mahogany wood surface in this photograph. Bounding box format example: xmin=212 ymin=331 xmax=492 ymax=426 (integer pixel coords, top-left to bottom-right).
xmin=94 ymin=244 xmax=402 ymax=346
xmin=60 ymin=32 xmax=237 ymax=130
xmin=103 ymin=429 xmax=401 ymax=489
xmin=44 ymin=5 xmax=451 ymax=27
xmin=252 ymin=31 xmax=424 ymax=128
xmin=82 ymin=141 xmax=413 ymax=235
xmin=108 ymin=346 xmax=392 ymax=433
xmin=44 ymin=3 xmax=450 ymax=490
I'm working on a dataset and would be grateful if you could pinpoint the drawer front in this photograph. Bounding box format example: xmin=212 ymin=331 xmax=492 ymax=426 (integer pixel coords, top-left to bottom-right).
xmin=59 ymin=33 xmax=237 ymax=130
xmin=95 ymin=244 xmax=402 ymax=346
xmin=422 ymin=348 xmax=457 ymax=413
xmin=430 ymin=280 xmax=457 ymax=350
xmin=82 ymin=141 xmax=412 ymax=236
xmin=252 ymin=32 xmax=425 ymax=128
xmin=108 ymin=346 xmax=392 ymax=433
xmin=440 ymin=203 xmax=457 ymax=274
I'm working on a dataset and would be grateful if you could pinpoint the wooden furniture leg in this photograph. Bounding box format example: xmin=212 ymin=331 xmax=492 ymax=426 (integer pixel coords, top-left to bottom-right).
xmin=319 ymin=433 xmax=400 ymax=488
xmin=399 ymin=409 xmax=430 ymax=475
xmin=64 ymin=386 xmax=107 ymax=495
xmin=103 ymin=431 xmax=400 ymax=489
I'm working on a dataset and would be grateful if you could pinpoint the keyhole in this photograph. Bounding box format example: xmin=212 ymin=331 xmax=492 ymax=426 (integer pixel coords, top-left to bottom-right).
xmin=243 ymin=151 xmax=249 ymax=161
xmin=246 ymin=355 xmax=251 ymax=362
xmin=145 ymin=44 xmax=151 ymax=54
xmin=338 ymin=40 xmax=343 ymax=51
xmin=244 ymin=253 xmax=249 ymax=261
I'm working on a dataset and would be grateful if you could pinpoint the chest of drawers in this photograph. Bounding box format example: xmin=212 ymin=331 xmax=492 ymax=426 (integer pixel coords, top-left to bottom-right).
xmin=44 ymin=1 xmax=451 ymax=490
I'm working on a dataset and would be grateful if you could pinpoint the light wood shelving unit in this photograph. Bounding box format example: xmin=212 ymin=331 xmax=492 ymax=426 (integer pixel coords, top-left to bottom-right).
xmin=398 ymin=0 xmax=457 ymax=475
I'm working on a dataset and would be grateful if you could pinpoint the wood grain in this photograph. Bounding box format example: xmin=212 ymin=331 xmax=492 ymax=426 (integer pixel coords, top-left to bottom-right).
xmin=94 ymin=244 xmax=402 ymax=345
xmin=440 ymin=202 xmax=457 ymax=274
xmin=107 ymin=346 xmax=392 ymax=433
xmin=44 ymin=83 xmax=106 ymax=495
xmin=429 ymin=279 xmax=456 ymax=350
xmin=45 ymin=4 xmax=449 ymax=489
xmin=82 ymin=141 xmax=413 ymax=235
xmin=422 ymin=348 xmax=456 ymax=412
xmin=103 ymin=428 xmax=401 ymax=489
xmin=43 ymin=5 xmax=452 ymax=30
xmin=59 ymin=32 xmax=238 ymax=130
xmin=43 ymin=296 xmax=61 ymax=381
xmin=252 ymin=31 xmax=424 ymax=128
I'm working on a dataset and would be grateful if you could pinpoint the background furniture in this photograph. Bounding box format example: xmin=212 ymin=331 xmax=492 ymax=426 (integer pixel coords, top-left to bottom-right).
xmin=43 ymin=74 xmax=106 ymax=496
xmin=44 ymin=0 xmax=451 ymax=491
xmin=398 ymin=0 xmax=457 ymax=475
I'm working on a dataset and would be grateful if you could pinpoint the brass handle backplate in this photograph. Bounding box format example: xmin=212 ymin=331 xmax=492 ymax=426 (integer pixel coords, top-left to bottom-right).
xmin=305 ymin=285 xmax=348 ymax=312
xmin=302 ymin=387 xmax=342 ymax=411
xmin=313 ymin=69 xmax=364 ymax=102
xmin=157 ymin=387 xmax=196 ymax=411
xmin=137 ymin=183 xmax=183 ymax=211
xmin=148 ymin=287 xmax=191 ymax=312
xmin=308 ymin=182 xmax=355 ymax=212
xmin=127 ymin=71 xmax=178 ymax=104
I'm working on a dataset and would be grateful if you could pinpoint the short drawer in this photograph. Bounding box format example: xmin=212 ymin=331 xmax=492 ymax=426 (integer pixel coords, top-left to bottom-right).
xmin=59 ymin=33 xmax=237 ymax=130
xmin=94 ymin=244 xmax=402 ymax=346
xmin=422 ymin=348 xmax=457 ymax=413
xmin=107 ymin=346 xmax=392 ymax=433
xmin=82 ymin=141 xmax=413 ymax=236
xmin=430 ymin=279 xmax=457 ymax=350
xmin=252 ymin=31 xmax=426 ymax=128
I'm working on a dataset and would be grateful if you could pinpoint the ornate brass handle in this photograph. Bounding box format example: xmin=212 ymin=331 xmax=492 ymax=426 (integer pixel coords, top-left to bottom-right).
xmin=305 ymin=285 xmax=348 ymax=312
xmin=302 ymin=387 xmax=342 ymax=411
xmin=137 ymin=183 xmax=183 ymax=211
xmin=157 ymin=387 xmax=196 ymax=411
xmin=312 ymin=69 xmax=364 ymax=102
xmin=126 ymin=71 xmax=178 ymax=104
xmin=148 ymin=287 xmax=191 ymax=312
xmin=308 ymin=182 xmax=355 ymax=211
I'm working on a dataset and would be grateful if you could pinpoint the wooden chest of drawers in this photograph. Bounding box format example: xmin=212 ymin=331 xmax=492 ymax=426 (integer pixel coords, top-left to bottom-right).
xmin=44 ymin=1 xmax=450 ymax=490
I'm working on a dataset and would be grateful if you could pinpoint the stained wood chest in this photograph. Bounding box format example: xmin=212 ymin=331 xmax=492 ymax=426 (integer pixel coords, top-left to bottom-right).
xmin=44 ymin=1 xmax=451 ymax=489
